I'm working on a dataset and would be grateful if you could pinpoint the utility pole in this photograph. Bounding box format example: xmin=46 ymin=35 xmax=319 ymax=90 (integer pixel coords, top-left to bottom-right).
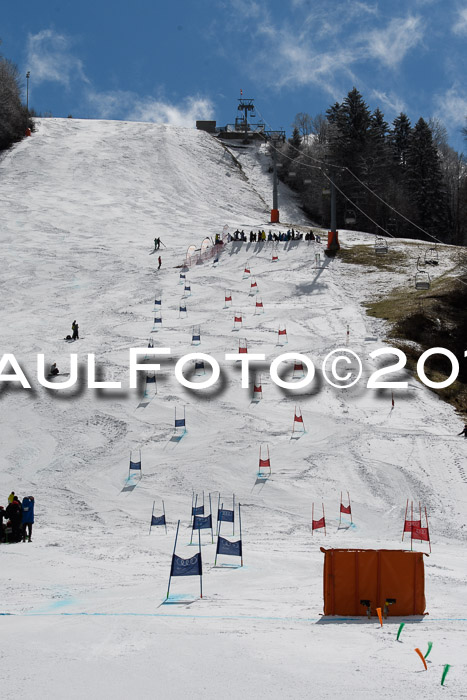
xmin=325 ymin=176 xmax=340 ymax=257
xmin=26 ymin=71 xmax=30 ymax=110
xmin=264 ymin=130 xmax=286 ymax=223
xmin=330 ymin=179 xmax=337 ymax=234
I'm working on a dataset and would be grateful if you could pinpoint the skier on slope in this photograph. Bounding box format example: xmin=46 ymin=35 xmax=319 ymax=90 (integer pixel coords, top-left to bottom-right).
xmin=458 ymin=424 xmax=467 ymax=438
xmin=158 ymin=256 xmax=162 ymax=270
xmin=71 ymin=320 xmax=79 ymax=340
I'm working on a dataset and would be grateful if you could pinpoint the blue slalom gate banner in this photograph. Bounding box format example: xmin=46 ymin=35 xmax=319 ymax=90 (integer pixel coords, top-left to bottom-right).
xmin=167 ymin=520 xmax=203 ymax=599
xmin=149 ymin=500 xmax=167 ymax=534
xmin=175 ymin=418 xmax=185 ymax=427
xmin=129 ymin=460 xmax=141 ymax=470
xmin=218 ymin=508 xmax=234 ymax=523
xmin=192 ymin=505 xmax=204 ymax=516
xmin=215 ymin=503 xmax=243 ymax=565
xmin=217 ymin=536 xmax=242 ymax=557
xmin=170 ymin=552 xmax=202 ymax=577
xmin=193 ymin=514 xmax=212 ymax=530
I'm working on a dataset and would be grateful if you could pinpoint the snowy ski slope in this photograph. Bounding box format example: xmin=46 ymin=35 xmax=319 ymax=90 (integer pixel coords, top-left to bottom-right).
xmin=0 ymin=119 xmax=466 ymax=699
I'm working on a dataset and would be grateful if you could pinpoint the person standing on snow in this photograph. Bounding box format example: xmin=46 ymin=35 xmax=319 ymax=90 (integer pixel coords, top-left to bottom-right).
xmin=72 ymin=320 xmax=79 ymax=340
xmin=158 ymin=256 xmax=162 ymax=270
xmin=21 ymin=496 xmax=34 ymax=542
xmin=5 ymin=496 xmax=22 ymax=542
xmin=8 ymin=491 xmax=15 ymax=504
xmin=458 ymin=424 xmax=467 ymax=437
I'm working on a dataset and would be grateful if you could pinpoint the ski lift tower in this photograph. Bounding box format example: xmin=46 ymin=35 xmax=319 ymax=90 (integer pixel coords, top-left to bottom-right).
xmin=237 ymin=97 xmax=256 ymax=139
xmin=264 ymin=129 xmax=286 ymax=223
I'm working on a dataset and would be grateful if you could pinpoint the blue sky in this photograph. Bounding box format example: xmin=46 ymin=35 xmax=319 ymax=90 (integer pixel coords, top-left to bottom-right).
xmin=3 ymin=0 xmax=467 ymax=152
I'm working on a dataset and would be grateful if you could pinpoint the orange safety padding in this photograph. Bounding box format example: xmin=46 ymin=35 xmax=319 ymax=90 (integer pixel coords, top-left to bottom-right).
xmin=327 ymin=231 xmax=340 ymax=250
xmin=270 ymin=209 xmax=279 ymax=223
xmin=321 ymin=548 xmax=426 ymax=616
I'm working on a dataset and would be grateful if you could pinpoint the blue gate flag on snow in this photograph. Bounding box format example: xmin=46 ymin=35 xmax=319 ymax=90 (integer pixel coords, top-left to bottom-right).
xmin=170 ymin=552 xmax=202 ymax=577
xmin=192 ymin=505 xmax=205 ymax=516
xmin=151 ymin=514 xmax=166 ymax=526
xmin=218 ymin=508 xmax=234 ymax=523
xmin=146 ymin=375 xmax=156 ymax=384
xmin=217 ymin=536 xmax=242 ymax=557
xmin=154 ymin=316 xmax=162 ymax=324
xmin=195 ymin=361 xmax=204 ymax=370
xmin=193 ymin=514 xmax=212 ymax=530
xmin=175 ymin=418 xmax=185 ymax=427
xmin=154 ymin=298 xmax=162 ymax=305
xmin=216 ymin=536 xmax=242 ymax=557
xmin=129 ymin=460 xmax=141 ymax=471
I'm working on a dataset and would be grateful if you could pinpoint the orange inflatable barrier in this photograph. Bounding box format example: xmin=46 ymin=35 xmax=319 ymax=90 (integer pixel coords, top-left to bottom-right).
xmin=321 ymin=548 xmax=427 ymax=616
xmin=270 ymin=209 xmax=279 ymax=223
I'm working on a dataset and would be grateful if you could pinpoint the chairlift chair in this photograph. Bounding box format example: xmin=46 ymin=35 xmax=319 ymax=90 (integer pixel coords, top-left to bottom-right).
xmin=374 ymin=236 xmax=388 ymax=255
xmin=424 ymin=247 xmax=439 ymax=266
xmin=415 ymin=270 xmax=431 ymax=290
xmin=344 ymin=209 xmax=356 ymax=226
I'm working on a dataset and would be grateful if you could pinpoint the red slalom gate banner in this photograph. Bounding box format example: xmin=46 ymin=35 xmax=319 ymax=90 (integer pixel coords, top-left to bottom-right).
xmin=339 ymin=491 xmax=352 ymax=525
xmin=312 ymin=503 xmax=326 ymax=535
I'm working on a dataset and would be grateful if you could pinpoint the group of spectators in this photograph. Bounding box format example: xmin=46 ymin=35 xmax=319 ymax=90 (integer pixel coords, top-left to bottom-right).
xmin=228 ymin=229 xmax=321 ymax=243
xmin=0 ymin=492 xmax=34 ymax=543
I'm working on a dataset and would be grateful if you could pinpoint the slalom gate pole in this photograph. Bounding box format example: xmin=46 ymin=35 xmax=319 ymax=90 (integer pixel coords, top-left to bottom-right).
xmin=425 ymin=507 xmax=431 ymax=553
xmin=396 ymin=622 xmax=405 ymax=641
xmin=292 ymin=407 xmax=296 ymax=435
xmin=323 ymin=503 xmax=326 ymax=536
xmin=209 ymin=492 xmax=213 ymax=543
xmin=402 ymin=498 xmax=408 ymax=541
xmin=149 ymin=501 xmax=155 ymax=535
xmin=441 ymin=665 xmax=451 ymax=686
xmin=410 ymin=501 xmax=413 ymax=552
xmin=348 ymin=491 xmax=352 ymax=524
xmin=312 ymin=502 xmax=314 ymax=536
xmin=190 ymin=494 xmax=198 ymax=545
xmin=414 ymin=648 xmax=427 ymax=671
xmin=233 ymin=493 xmax=235 ymax=535
xmin=163 ymin=500 xmax=167 ymax=534
xmin=215 ymin=507 xmax=222 ymax=566
xmin=339 ymin=491 xmax=342 ymax=526
xmin=419 ymin=501 xmax=422 ymax=541
xmin=166 ymin=519 xmax=180 ymax=599
xmin=199 ymin=527 xmax=203 ymax=599
xmin=216 ymin=493 xmax=221 ymax=536
xmin=239 ymin=503 xmax=243 ymax=566
xmin=191 ymin=492 xmax=195 ymax=526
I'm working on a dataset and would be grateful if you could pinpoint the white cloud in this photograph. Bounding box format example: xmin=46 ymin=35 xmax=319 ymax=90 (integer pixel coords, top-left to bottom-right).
xmin=453 ymin=7 xmax=467 ymax=35
xmin=86 ymin=89 xmax=214 ymax=127
xmin=372 ymin=90 xmax=407 ymax=115
xmin=434 ymin=87 xmax=467 ymax=127
xmin=26 ymin=29 xmax=89 ymax=87
xmin=364 ymin=15 xmax=424 ymax=68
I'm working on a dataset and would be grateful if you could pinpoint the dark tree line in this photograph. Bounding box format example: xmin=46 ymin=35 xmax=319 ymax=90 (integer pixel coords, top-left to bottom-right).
xmin=275 ymin=88 xmax=467 ymax=245
xmin=0 ymin=53 xmax=34 ymax=153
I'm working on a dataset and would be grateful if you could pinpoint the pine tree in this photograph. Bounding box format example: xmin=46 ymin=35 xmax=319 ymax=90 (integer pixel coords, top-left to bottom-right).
xmin=406 ymin=118 xmax=448 ymax=237
xmin=391 ymin=113 xmax=412 ymax=167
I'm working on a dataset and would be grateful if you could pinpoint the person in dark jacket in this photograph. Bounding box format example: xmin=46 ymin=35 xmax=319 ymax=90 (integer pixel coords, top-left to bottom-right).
xmin=5 ymin=496 xmax=22 ymax=542
xmin=50 ymin=363 xmax=59 ymax=376
xmin=458 ymin=424 xmax=467 ymax=437
xmin=0 ymin=506 xmax=7 ymax=543
xmin=72 ymin=320 xmax=79 ymax=340
xmin=158 ymin=256 xmax=162 ymax=270
xmin=21 ymin=496 xmax=34 ymax=542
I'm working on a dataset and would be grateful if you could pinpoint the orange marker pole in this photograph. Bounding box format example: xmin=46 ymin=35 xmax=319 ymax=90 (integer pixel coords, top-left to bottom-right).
xmin=415 ymin=648 xmax=428 ymax=671
xmin=376 ymin=607 xmax=383 ymax=627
